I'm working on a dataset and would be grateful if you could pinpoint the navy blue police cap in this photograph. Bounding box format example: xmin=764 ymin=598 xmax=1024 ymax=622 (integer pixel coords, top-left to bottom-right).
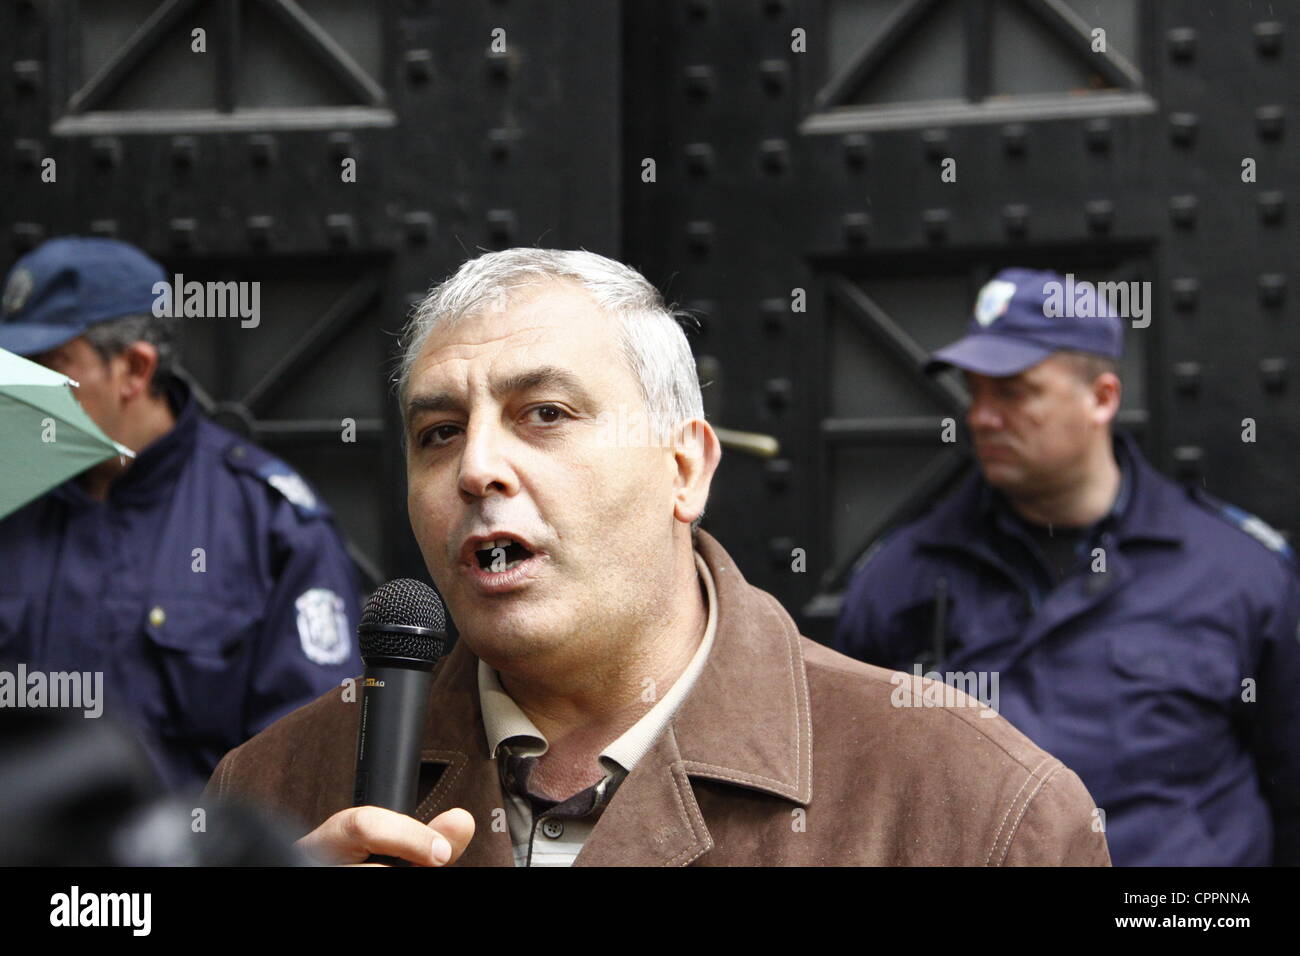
xmin=924 ymin=267 xmax=1124 ymax=377
xmin=0 ymin=237 xmax=168 ymax=356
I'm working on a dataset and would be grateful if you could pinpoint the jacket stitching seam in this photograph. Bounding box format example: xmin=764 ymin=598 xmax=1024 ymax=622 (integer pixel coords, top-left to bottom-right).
xmin=986 ymin=755 xmax=1053 ymax=865
xmin=991 ymin=763 xmax=1062 ymax=866
xmin=417 ymin=754 xmax=467 ymax=818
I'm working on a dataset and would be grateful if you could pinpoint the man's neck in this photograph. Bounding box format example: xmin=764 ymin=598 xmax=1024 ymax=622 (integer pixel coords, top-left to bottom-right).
xmin=77 ymin=392 xmax=178 ymax=501
xmin=1005 ymin=442 xmax=1121 ymax=529
xmin=498 ymin=549 xmax=707 ymax=796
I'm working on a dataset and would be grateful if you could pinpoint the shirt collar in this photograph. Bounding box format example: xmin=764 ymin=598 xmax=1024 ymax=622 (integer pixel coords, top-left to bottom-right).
xmin=477 ymin=550 xmax=719 ymax=777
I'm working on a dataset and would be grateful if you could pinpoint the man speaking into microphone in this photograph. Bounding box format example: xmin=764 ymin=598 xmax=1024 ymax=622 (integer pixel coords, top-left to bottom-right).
xmin=203 ymin=249 xmax=1109 ymax=866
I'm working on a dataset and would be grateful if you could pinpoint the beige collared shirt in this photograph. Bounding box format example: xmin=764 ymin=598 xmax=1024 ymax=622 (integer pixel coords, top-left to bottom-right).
xmin=477 ymin=551 xmax=718 ymax=867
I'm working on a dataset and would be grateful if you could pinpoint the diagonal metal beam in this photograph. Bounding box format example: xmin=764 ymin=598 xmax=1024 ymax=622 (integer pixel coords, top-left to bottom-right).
xmin=241 ymin=275 xmax=383 ymax=414
xmin=1017 ymin=0 xmax=1144 ymax=89
xmin=826 ymin=276 xmax=968 ymax=411
xmin=815 ymin=0 xmax=943 ymax=111
xmin=68 ymin=0 xmax=202 ymax=113
xmin=259 ymin=0 xmax=387 ymax=106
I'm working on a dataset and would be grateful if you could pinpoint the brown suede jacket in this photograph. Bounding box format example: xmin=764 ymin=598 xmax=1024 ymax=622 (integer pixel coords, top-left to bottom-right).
xmin=203 ymin=531 xmax=1111 ymax=866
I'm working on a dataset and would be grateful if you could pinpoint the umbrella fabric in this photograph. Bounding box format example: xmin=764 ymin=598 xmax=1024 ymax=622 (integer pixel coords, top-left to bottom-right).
xmin=0 ymin=347 xmax=134 ymax=519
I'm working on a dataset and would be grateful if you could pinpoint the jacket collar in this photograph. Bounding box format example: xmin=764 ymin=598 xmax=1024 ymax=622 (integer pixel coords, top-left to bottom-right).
xmin=53 ymin=375 xmax=199 ymax=507
xmin=914 ymin=431 xmax=1184 ymax=552
xmin=411 ymin=530 xmax=813 ymax=866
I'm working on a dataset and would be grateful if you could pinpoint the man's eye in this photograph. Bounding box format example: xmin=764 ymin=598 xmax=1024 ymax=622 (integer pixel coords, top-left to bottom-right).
xmin=419 ymin=424 xmax=461 ymax=447
xmin=526 ymin=404 xmax=568 ymax=424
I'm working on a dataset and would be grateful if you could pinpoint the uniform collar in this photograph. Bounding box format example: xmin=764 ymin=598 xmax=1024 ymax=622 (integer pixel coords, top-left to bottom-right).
xmin=412 ymin=530 xmax=813 ymax=866
xmin=53 ymin=376 xmax=199 ymax=507
xmin=919 ymin=431 xmax=1184 ymax=549
xmin=476 ymin=551 xmax=720 ymax=778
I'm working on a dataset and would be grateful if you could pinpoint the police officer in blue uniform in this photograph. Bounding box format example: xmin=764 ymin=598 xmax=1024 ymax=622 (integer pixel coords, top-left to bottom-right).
xmin=0 ymin=237 xmax=363 ymax=792
xmin=834 ymin=268 xmax=1300 ymax=866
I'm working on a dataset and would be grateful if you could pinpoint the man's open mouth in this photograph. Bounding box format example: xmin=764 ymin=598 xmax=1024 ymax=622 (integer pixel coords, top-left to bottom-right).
xmin=473 ymin=537 xmax=535 ymax=572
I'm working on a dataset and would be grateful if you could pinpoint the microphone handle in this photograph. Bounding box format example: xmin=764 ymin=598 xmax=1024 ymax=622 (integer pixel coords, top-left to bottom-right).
xmin=354 ymin=658 xmax=434 ymax=824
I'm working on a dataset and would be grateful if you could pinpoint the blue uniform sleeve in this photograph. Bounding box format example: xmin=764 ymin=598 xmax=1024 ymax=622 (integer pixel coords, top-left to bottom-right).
xmin=1249 ymin=566 xmax=1300 ymax=865
xmin=241 ymin=502 xmax=364 ymax=739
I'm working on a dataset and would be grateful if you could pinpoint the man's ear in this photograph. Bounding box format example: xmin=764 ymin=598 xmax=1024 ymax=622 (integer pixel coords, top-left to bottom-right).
xmin=1091 ymin=371 xmax=1121 ymax=426
xmin=117 ymin=342 xmax=159 ymax=401
xmin=672 ymin=418 xmax=722 ymax=527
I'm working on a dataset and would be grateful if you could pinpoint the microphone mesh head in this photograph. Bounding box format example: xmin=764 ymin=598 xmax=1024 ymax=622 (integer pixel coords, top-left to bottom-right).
xmin=358 ymin=579 xmax=451 ymax=664
xmin=360 ymin=578 xmax=447 ymax=631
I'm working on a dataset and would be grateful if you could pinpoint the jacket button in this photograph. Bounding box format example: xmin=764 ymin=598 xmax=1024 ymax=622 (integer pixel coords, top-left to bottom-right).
xmin=148 ymin=606 xmax=166 ymax=628
xmin=540 ymin=818 xmax=564 ymax=840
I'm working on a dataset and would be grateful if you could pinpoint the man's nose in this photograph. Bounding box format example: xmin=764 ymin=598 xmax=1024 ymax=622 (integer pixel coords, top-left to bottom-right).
xmin=967 ymin=394 xmax=1001 ymax=431
xmin=457 ymin=419 xmax=518 ymax=500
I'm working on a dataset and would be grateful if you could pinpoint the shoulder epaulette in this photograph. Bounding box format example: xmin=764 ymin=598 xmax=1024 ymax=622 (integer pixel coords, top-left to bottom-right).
xmin=1189 ymin=486 xmax=1295 ymax=564
xmin=224 ymin=442 xmax=327 ymax=518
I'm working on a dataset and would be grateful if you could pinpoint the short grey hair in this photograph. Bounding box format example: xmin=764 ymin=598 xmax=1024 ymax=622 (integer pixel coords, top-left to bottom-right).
xmin=397 ymin=248 xmax=708 ymax=531
xmin=82 ymin=312 xmax=180 ymax=397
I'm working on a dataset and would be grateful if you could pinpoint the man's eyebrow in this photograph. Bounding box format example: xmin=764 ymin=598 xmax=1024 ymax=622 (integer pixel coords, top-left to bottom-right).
xmin=403 ymin=366 xmax=596 ymax=427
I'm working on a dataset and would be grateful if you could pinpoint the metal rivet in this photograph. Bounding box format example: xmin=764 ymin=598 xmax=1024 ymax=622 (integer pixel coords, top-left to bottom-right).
xmin=1085 ymin=117 xmax=1112 ymax=152
xmin=248 ymin=133 xmax=276 ymax=167
xmin=13 ymin=138 xmax=40 ymax=170
xmin=761 ymin=297 xmax=787 ymax=334
xmin=685 ymin=142 xmax=714 ymax=178
xmin=171 ymin=135 xmax=197 ymax=169
xmin=765 ymin=458 xmax=791 ymax=493
xmin=842 ymin=212 xmax=870 ymax=245
xmin=1260 ymin=358 xmax=1288 ymax=393
xmin=1167 ymin=27 xmax=1196 ymax=61
xmin=686 ymin=220 xmax=714 ymax=254
xmin=842 ymin=133 xmax=870 ymax=169
xmin=328 ymin=131 xmax=355 ymax=164
xmin=12 ymin=222 xmax=44 ymax=252
xmin=684 ymin=65 xmax=714 ymax=100
xmin=764 ymin=378 xmax=792 ymax=412
xmin=169 ymin=218 xmax=196 ymax=250
xmin=91 ymin=136 xmax=121 ymax=169
xmin=404 ymin=48 xmax=433 ymax=84
xmin=1002 ymin=203 xmax=1029 ymax=238
xmin=1085 ymin=199 xmax=1114 ymax=234
xmin=1169 ymin=112 xmax=1198 ymax=146
xmin=1258 ymin=190 xmax=1285 ymax=225
xmin=1258 ymin=273 xmax=1286 ymax=307
xmin=1173 ymin=361 xmax=1200 ymax=395
xmin=768 ymin=536 xmax=794 ymax=570
xmin=402 ymin=211 xmax=434 ymax=246
xmin=922 ymin=208 xmax=950 ymax=243
xmin=89 ymin=219 xmax=118 ymax=238
xmin=246 ymin=215 xmax=273 ymax=248
xmin=1172 ymin=445 xmax=1203 ymax=479
xmin=759 ymin=59 xmax=788 ymax=95
xmin=1255 ymin=105 xmax=1284 ymax=141
xmin=487 ymin=127 xmax=516 ymax=162
xmin=759 ymin=138 xmax=789 ymax=175
xmin=921 ymin=128 xmax=948 ymax=160
xmin=1253 ymin=21 xmax=1283 ymax=57
xmin=486 ymin=209 xmax=516 ymax=247
xmin=1169 ymin=194 xmax=1197 ymax=228
xmin=1002 ymin=123 xmax=1027 ymax=157
xmin=1171 ymin=277 xmax=1199 ymax=311
xmin=325 ymin=213 xmax=356 ymax=249
xmin=13 ymin=60 xmax=41 ymax=93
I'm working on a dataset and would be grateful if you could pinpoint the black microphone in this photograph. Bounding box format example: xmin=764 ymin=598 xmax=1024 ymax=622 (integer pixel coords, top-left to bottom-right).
xmin=353 ymin=579 xmax=454 ymax=822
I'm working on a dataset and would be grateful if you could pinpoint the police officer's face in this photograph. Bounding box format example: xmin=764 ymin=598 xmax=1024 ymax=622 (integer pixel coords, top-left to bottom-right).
xmin=963 ymin=356 xmax=1106 ymax=493
xmin=29 ymin=336 xmax=128 ymax=439
xmin=403 ymin=279 xmax=705 ymax=669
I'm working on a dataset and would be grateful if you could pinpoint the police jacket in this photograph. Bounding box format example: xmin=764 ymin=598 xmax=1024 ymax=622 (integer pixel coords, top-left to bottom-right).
xmin=834 ymin=432 xmax=1300 ymax=866
xmin=0 ymin=377 xmax=363 ymax=791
